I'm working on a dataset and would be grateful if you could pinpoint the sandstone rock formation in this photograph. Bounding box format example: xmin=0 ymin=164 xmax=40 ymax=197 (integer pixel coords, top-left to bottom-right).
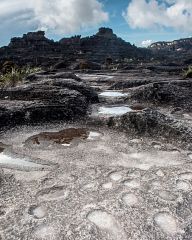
xmin=0 ymin=28 xmax=150 ymax=68
xmin=149 ymin=37 xmax=192 ymax=64
xmin=108 ymin=108 xmax=192 ymax=149
xmin=130 ymin=80 xmax=192 ymax=110
xmin=0 ymin=72 xmax=98 ymax=129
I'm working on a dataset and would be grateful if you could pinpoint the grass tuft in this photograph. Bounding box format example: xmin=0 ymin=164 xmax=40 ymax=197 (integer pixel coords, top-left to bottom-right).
xmin=0 ymin=66 xmax=41 ymax=87
xmin=184 ymin=66 xmax=192 ymax=78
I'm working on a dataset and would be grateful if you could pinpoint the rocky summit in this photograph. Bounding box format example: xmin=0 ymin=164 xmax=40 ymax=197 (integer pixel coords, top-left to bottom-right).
xmin=0 ymin=28 xmax=149 ymax=68
xmin=0 ymin=27 xmax=192 ymax=240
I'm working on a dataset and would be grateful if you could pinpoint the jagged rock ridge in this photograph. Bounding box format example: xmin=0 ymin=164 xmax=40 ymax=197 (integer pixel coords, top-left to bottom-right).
xmin=149 ymin=37 xmax=192 ymax=63
xmin=0 ymin=28 xmax=150 ymax=67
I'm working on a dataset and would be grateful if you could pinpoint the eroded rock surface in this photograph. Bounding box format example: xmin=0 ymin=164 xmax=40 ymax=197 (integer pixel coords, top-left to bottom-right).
xmin=0 ymin=72 xmax=98 ymax=129
xmin=0 ymin=69 xmax=192 ymax=240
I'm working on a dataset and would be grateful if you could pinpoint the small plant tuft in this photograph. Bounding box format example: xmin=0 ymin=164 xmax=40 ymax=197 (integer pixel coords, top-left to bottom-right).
xmin=0 ymin=66 xmax=41 ymax=87
xmin=184 ymin=66 xmax=192 ymax=78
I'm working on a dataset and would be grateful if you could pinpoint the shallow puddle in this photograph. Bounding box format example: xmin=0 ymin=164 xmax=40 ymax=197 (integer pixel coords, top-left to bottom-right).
xmin=99 ymin=91 xmax=128 ymax=97
xmin=0 ymin=152 xmax=48 ymax=170
xmin=25 ymin=128 xmax=101 ymax=147
xmin=98 ymin=106 xmax=133 ymax=116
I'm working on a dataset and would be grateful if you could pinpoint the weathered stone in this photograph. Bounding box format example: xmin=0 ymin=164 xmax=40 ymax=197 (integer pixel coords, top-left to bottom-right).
xmin=108 ymin=109 xmax=192 ymax=148
xmin=0 ymin=72 xmax=98 ymax=129
xmin=130 ymin=80 xmax=192 ymax=110
xmin=0 ymin=28 xmax=150 ymax=67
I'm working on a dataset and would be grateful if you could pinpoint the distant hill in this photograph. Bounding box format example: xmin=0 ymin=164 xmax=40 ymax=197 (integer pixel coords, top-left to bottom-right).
xmin=149 ymin=37 xmax=192 ymax=52
xmin=149 ymin=37 xmax=192 ymax=64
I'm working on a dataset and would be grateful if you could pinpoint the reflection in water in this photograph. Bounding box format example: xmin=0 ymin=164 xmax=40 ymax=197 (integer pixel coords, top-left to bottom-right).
xmin=99 ymin=91 xmax=128 ymax=97
xmin=26 ymin=128 xmax=88 ymax=145
xmin=25 ymin=128 xmax=101 ymax=146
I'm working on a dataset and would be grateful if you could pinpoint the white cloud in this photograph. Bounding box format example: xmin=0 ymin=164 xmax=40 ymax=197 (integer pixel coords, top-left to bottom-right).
xmin=141 ymin=40 xmax=153 ymax=47
xmin=123 ymin=0 xmax=192 ymax=32
xmin=0 ymin=0 xmax=108 ymax=35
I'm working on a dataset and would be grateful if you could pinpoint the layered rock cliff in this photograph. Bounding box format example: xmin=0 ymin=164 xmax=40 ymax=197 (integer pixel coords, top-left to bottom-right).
xmin=149 ymin=37 xmax=192 ymax=64
xmin=0 ymin=28 xmax=150 ymax=67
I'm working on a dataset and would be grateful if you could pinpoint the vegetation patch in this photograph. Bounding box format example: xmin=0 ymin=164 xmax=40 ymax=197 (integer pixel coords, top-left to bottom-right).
xmin=0 ymin=66 xmax=41 ymax=87
xmin=184 ymin=66 xmax=192 ymax=78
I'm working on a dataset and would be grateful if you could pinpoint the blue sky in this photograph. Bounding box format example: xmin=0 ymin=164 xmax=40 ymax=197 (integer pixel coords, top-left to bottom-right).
xmin=0 ymin=0 xmax=192 ymax=47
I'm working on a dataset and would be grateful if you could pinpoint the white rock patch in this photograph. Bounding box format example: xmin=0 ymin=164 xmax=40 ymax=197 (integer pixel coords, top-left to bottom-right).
xmin=123 ymin=179 xmax=140 ymax=189
xmin=102 ymin=182 xmax=113 ymax=189
xmin=176 ymin=181 xmax=191 ymax=191
xmin=154 ymin=212 xmax=178 ymax=235
xmin=122 ymin=193 xmax=138 ymax=207
xmin=109 ymin=172 xmax=123 ymax=181
xmin=87 ymin=210 xmax=126 ymax=239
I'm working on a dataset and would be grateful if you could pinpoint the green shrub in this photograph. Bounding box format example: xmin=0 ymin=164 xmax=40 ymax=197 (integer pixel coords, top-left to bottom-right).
xmin=184 ymin=66 xmax=192 ymax=78
xmin=0 ymin=67 xmax=41 ymax=87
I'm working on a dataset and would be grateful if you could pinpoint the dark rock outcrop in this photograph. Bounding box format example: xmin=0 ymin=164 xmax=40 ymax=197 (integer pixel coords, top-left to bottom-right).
xmin=130 ymin=80 xmax=192 ymax=110
xmin=79 ymin=27 xmax=148 ymax=63
xmin=149 ymin=37 xmax=192 ymax=63
xmin=149 ymin=37 xmax=192 ymax=52
xmin=0 ymin=28 xmax=151 ymax=67
xmin=108 ymin=109 xmax=192 ymax=149
xmin=0 ymin=72 xmax=98 ymax=129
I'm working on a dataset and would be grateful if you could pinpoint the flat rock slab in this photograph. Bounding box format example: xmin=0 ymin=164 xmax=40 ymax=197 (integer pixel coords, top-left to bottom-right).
xmin=0 ymin=123 xmax=192 ymax=239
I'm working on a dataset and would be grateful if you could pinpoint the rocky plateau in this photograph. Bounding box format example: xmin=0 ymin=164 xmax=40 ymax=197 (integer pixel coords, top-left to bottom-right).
xmin=0 ymin=28 xmax=192 ymax=240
